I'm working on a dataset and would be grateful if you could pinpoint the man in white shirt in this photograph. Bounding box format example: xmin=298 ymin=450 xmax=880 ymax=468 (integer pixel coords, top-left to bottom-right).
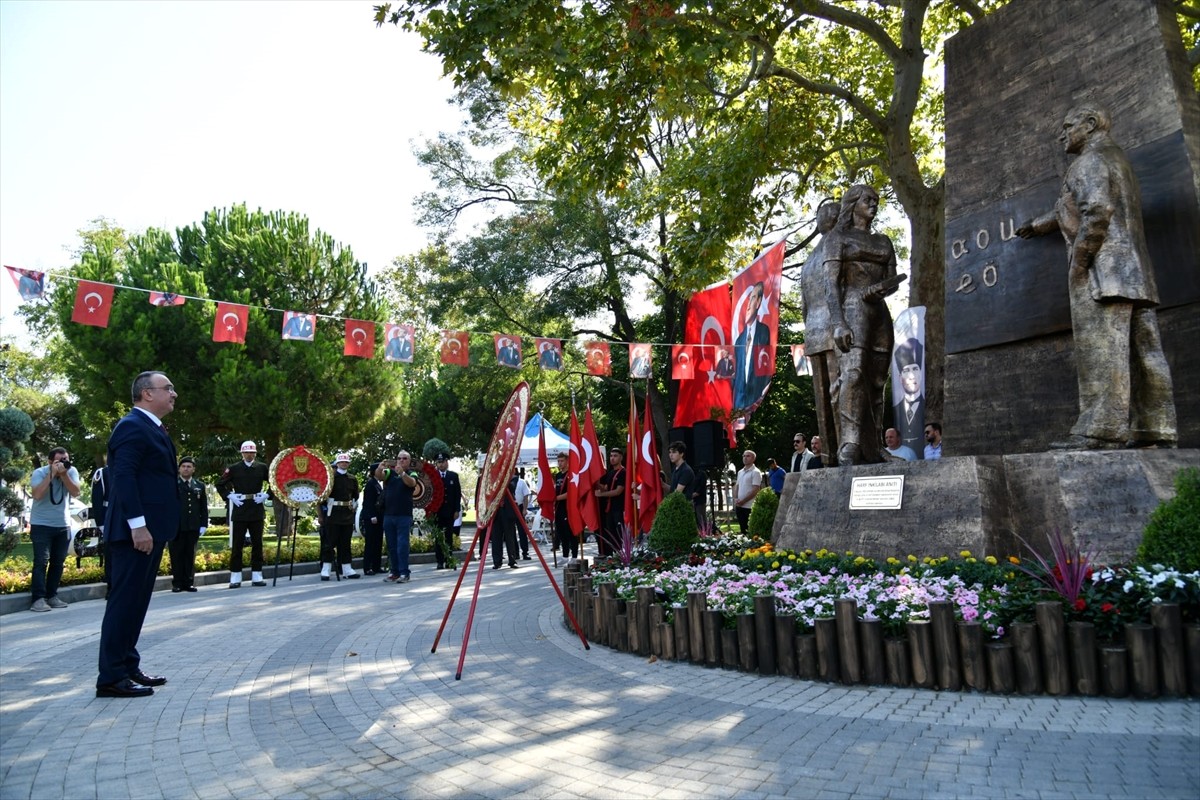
xmin=734 ymin=450 xmax=763 ymax=535
xmin=513 ymin=468 xmax=532 ymax=560
xmin=884 ymin=428 xmax=918 ymax=462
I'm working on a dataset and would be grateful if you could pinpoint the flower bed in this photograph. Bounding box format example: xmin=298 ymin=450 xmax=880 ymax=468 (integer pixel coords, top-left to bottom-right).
xmin=564 ymin=534 xmax=1200 ymax=699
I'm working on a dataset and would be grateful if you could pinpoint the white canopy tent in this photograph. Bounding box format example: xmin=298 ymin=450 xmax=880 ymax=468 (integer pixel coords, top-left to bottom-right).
xmin=517 ymin=412 xmax=571 ymax=464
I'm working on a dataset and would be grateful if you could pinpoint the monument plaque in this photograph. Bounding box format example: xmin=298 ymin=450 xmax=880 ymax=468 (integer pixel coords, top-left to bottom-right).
xmin=848 ymin=476 xmax=904 ymax=511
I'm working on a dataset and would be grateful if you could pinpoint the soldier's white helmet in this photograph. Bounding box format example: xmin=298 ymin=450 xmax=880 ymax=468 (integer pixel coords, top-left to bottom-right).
xmin=334 ymin=452 xmax=351 ymax=463
xmin=240 ymin=441 xmax=257 ymax=453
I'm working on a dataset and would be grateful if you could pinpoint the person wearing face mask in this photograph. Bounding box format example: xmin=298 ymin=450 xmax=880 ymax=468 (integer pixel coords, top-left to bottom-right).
xmin=216 ymin=441 xmax=273 ymax=588
xmin=319 ymin=453 xmax=360 ymax=581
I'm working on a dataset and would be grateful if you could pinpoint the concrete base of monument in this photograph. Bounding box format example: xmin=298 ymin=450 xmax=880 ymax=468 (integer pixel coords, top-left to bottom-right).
xmin=773 ymin=449 xmax=1200 ymax=564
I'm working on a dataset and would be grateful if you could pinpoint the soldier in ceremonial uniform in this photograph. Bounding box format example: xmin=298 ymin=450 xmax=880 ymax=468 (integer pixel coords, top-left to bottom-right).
xmin=319 ymin=452 xmax=361 ymax=581
xmin=170 ymin=457 xmax=208 ymax=592
xmin=215 ymin=441 xmax=272 ymax=588
xmin=90 ymin=465 xmax=111 ymax=588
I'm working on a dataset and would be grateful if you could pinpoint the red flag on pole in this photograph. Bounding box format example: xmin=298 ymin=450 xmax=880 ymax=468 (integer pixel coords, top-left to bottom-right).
xmin=624 ymin=388 xmax=640 ymax=534
xmin=344 ymin=319 xmax=376 ymax=358
xmin=638 ymin=390 xmax=664 ymax=533
xmin=440 ymin=330 xmax=469 ymax=366
xmin=71 ymin=281 xmax=114 ymax=328
xmin=566 ymin=407 xmax=584 ymax=537
xmin=213 ymin=302 xmax=249 ymax=344
xmin=536 ymin=420 xmax=557 ymax=522
xmin=580 ymin=405 xmax=604 ymax=532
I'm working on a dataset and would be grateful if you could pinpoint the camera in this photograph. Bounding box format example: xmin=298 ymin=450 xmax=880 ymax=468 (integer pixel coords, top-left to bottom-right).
xmin=58 ymin=459 xmax=72 ymax=471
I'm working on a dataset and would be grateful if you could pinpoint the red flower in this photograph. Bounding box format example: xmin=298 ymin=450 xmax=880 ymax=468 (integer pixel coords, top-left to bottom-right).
xmin=1101 ymin=603 xmax=1117 ymax=614
xmin=1073 ymin=598 xmax=1086 ymax=612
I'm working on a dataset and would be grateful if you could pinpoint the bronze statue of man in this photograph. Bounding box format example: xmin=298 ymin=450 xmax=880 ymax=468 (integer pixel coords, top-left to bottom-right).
xmin=1017 ymin=103 xmax=1177 ymax=450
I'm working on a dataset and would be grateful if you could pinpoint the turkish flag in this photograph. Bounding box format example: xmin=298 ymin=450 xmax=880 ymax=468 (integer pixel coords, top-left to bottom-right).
xmin=213 ymin=302 xmax=249 ymax=344
xmin=671 ymin=345 xmax=695 ymax=380
xmin=535 ymin=337 xmax=562 ymax=370
xmin=5 ymin=265 xmax=46 ymax=301
xmin=624 ymin=389 xmax=640 ymax=532
xmin=344 ymin=319 xmax=376 ymax=359
xmin=637 ymin=390 xmax=663 ymax=533
xmin=584 ymin=340 xmax=611 ymax=376
xmin=731 ymin=239 xmax=786 ymax=414
xmin=536 ymin=421 xmax=557 ymax=523
xmin=440 ymin=330 xmax=469 ymax=366
xmin=494 ymin=334 xmax=522 ymax=369
xmin=673 ymin=281 xmax=733 ymax=429
xmin=566 ymin=408 xmax=584 ymax=536
xmin=580 ymin=405 xmax=604 ymax=532
xmin=71 ymin=281 xmax=114 ymax=327
xmin=792 ymin=343 xmax=811 ymax=376
xmin=148 ymin=291 xmax=185 ymax=306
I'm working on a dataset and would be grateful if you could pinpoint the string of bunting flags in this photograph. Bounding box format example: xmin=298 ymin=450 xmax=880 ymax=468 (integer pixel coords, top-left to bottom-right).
xmin=6 ymin=243 xmax=802 ymax=387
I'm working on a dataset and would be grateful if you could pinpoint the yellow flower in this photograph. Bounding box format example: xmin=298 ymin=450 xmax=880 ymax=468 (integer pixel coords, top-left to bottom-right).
xmin=816 ymin=549 xmax=828 ymax=558
xmin=907 ymin=555 xmax=918 ymax=563
xmin=771 ymin=561 xmax=780 ymax=569
xmin=1008 ymin=556 xmax=1021 ymax=565
xmin=966 ymin=557 xmax=977 ymax=563
xmin=853 ymin=556 xmax=866 ymax=566
xmin=886 ymin=557 xmax=900 ymax=565
xmin=845 ymin=550 xmax=854 ymax=556
xmin=788 ymin=554 xmax=797 ymax=561
xmin=960 ymin=550 xmax=972 ymax=558
xmin=985 ymin=556 xmax=998 ymax=566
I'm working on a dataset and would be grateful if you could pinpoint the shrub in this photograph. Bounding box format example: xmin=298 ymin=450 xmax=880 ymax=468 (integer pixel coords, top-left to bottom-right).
xmin=746 ymin=486 xmax=779 ymax=539
xmin=1138 ymin=467 xmax=1200 ymax=572
xmin=647 ymin=491 xmax=699 ymax=557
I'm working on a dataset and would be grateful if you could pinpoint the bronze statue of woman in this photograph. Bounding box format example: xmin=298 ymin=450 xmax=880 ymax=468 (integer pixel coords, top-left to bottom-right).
xmin=823 ymin=184 xmax=905 ymax=465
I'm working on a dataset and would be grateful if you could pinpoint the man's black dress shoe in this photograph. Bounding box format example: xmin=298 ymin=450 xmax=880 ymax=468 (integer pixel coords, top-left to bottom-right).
xmin=251 ymin=581 xmax=267 ymax=586
xmin=96 ymin=679 xmax=153 ymax=698
xmin=321 ymin=576 xmax=330 ymax=582
xmin=185 ymin=587 xmax=198 ymax=592
xmin=130 ymin=670 xmax=167 ymax=687
xmin=172 ymin=587 xmax=183 ymax=593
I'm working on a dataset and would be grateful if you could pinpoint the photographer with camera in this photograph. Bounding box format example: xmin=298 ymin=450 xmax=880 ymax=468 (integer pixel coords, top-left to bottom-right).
xmin=28 ymin=447 xmax=81 ymax=612
xmin=373 ymin=451 xmax=419 ymax=583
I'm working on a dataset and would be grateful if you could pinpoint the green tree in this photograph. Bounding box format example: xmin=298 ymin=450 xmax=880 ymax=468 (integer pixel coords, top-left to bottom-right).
xmin=375 ymin=0 xmax=1013 ymax=425
xmin=21 ymin=206 xmax=404 ymax=475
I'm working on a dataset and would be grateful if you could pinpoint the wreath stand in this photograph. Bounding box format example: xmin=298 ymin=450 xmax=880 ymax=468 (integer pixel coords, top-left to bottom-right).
xmin=428 ymin=382 xmax=589 ymax=680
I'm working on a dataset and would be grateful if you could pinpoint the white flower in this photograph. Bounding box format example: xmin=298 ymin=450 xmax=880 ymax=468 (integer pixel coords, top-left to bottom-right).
xmin=1123 ymin=580 xmax=1135 ymax=593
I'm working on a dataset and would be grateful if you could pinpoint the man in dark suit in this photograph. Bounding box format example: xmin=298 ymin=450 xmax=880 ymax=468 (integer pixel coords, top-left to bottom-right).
xmin=891 ymin=338 xmax=925 ymax=458
xmin=733 ymin=281 xmax=772 ymax=410
xmin=359 ymin=466 xmax=384 ymax=575
xmin=431 ymin=454 xmax=462 ymax=570
xmin=96 ymin=371 xmax=180 ymax=698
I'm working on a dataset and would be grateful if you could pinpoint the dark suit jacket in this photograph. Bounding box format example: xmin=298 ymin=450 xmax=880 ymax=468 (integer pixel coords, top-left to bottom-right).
xmin=436 ymin=470 xmax=463 ymax=524
xmin=104 ymin=410 xmax=180 ymax=544
xmin=733 ymin=320 xmax=772 ymax=409
xmin=894 ymin=396 xmax=924 ymax=459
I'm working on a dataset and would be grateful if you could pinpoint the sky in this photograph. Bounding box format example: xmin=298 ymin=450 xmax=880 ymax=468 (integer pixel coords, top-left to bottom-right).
xmin=0 ymin=0 xmax=466 ymax=340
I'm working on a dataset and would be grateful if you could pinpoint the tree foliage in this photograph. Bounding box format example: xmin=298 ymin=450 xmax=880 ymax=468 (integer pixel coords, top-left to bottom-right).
xmin=20 ymin=208 xmax=404 ymax=474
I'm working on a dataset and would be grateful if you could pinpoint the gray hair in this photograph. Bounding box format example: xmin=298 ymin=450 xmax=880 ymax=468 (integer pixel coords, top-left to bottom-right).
xmin=131 ymin=371 xmax=166 ymax=404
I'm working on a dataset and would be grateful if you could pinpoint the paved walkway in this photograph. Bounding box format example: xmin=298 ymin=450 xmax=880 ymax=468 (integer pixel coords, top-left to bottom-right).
xmin=1 ymin=555 xmax=1197 ymax=800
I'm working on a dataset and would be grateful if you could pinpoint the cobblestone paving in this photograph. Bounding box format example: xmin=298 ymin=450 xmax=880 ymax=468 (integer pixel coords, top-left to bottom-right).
xmin=1 ymin=560 xmax=1197 ymax=799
